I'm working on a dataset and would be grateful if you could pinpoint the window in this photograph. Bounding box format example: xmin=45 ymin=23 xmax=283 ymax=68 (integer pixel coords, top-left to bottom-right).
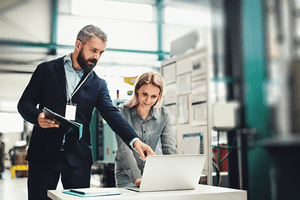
xmin=71 ymin=0 xmax=153 ymax=22
xmin=164 ymin=7 xmax=210 ymax=26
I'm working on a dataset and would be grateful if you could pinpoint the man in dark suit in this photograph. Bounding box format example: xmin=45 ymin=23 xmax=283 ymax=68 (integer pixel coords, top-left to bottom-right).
xmin=18 ymin=24 xmax=155 ymax=200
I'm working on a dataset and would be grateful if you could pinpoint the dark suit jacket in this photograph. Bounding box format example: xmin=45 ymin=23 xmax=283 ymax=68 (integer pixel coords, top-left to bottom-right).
xmin=18 ymin=56 xmax=138 ymax=167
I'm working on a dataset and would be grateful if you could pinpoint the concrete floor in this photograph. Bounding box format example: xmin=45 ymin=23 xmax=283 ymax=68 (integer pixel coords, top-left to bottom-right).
xmin=0 ymin=168 xmax=101 ymax=200
xmin=0 ymin=169 xmax=29 ymax=200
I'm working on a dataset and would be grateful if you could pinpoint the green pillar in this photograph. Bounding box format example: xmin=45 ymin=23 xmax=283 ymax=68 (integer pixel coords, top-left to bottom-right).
xmin=242 ymin=0 xmax=272 ymax=199
xmin=156 ymin=0 xmax=164 ymax=61
xmin=51 ymin=0 xmax=58 ymax=55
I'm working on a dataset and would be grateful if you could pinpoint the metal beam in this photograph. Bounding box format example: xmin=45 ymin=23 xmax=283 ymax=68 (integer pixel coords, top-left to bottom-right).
xmin=0 ymin=40 xmax=169 ymax=56
xmin=0 ymin=0 xmax=169 ymax=58
xmin=0 ymin=40 xmax=73 ymax=49
xmin=0 ymin=69 xmax=33 ymax=74
xmin=156 ymin=0 xmax=164 ymax=61
xmin=50 ymin=0 xmax=58 ymax=55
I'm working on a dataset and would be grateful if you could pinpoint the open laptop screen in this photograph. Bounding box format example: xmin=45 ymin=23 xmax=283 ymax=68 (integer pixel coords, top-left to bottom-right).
xmin=126 ymin=154 xmax=206 ymax=192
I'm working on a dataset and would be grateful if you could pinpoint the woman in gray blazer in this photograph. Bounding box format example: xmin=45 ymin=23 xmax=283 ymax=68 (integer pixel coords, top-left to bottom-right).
xmin=114 ymin=71 xmax=177 ymax=187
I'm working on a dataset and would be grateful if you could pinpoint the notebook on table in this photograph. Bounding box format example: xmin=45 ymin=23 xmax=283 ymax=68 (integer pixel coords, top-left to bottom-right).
xmin=63 ymin=188 xmax=122 ymax=197
xmin=126 ymin=154 xmax=206 ymax=192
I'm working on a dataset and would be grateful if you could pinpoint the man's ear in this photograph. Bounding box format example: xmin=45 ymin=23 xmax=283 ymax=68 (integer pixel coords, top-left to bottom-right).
xmin=75 ymin=40 xmax=81 ymax=50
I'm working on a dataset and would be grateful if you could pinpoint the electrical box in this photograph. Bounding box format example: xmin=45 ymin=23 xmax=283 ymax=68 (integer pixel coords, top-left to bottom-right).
xmin=102 ymin=97 xmax=127 ymax=163
xmin=212 ymin=102 xmax=239 ymax=131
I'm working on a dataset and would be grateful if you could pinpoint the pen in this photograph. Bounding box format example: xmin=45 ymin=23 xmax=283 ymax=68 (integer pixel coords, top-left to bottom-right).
xmin=69 ymin=189 xmax=85 ymax=195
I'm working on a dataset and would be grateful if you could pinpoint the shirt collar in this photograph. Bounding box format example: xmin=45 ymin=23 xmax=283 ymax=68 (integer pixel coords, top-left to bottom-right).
xmin=63 ymin=53 xmax=71 ymax=63
xmin=64 ymin=53 xmax=84 ymax=74
xmin=132 ymin=106 xmax=157 ymax=120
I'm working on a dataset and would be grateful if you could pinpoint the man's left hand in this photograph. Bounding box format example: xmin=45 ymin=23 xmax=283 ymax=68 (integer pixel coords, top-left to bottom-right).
xmin=133 ymin=140 xmax=155 ymax=161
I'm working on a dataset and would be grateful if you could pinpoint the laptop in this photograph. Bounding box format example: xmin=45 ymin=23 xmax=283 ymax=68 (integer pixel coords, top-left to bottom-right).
xmin=126 ymin=154 xmax=206 ymax=192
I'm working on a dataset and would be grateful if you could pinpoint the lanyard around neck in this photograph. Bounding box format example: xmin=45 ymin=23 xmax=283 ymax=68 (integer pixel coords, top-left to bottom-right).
xmin=65 ymin=70 xmax=92 ymax=104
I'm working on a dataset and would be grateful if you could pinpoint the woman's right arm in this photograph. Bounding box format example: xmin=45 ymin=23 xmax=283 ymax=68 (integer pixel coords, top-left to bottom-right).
xmin=115 ymin=134 xmax=142 ymax=184
xmin=115 ymin=104 xmax=142 ymax=185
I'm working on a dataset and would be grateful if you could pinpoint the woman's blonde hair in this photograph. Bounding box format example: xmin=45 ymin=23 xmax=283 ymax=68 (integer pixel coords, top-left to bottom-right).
xmin=125 ymin=71 xmax=165 ymax=109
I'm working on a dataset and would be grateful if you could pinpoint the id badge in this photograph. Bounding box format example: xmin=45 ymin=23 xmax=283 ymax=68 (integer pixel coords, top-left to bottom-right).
xmin=65 ymin=103 xmax=77 ymax=121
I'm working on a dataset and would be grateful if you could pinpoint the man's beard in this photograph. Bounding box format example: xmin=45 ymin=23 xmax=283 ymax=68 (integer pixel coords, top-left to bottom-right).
xmin=77 ymin=48 xmax=97 ymax=73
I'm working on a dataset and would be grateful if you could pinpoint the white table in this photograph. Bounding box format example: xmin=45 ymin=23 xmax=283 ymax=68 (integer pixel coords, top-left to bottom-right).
xmin=48 ymin=184 xmax=247 ymax=200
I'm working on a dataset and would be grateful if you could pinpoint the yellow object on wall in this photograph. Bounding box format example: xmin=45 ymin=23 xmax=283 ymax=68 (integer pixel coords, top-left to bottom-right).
xmin=123 ymin=76 xmax=138 ymax=86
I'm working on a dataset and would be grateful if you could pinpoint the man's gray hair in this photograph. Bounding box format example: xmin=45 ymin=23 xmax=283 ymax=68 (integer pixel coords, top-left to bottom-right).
xmin=77 ymin=24 xmax=107 ymax=44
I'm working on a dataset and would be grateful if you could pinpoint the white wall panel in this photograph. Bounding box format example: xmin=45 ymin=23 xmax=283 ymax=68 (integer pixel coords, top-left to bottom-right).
xmin=0 ymin=0 xmax=51 ymax=42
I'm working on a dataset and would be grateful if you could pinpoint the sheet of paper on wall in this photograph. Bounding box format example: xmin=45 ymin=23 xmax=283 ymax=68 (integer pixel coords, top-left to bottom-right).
xmin=177 ymin=73 xmax=191 ymax=95
xmin=191 ymin=79 xmax=207 ymax=104
xmin=164 ymin=84 xmax=177 ymax=105
xmin=178 ymin=95 xmax=189 ymax=124
xmin=165 ymin=104 xmax=176 ymax=125
xmin=182 ymin=133 xmax=202 ymax=154
xmin=163 ymin=63 xmax=176 ymax=84
xmin=191 ymin=54 xmax=206 ymax=77
xmin=192 ymin=103 xmax=207 ymax=126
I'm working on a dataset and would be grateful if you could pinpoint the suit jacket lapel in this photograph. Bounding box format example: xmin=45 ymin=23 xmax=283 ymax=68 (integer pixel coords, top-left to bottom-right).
xmin=54 ymin=57 xmax=67 ymax=103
